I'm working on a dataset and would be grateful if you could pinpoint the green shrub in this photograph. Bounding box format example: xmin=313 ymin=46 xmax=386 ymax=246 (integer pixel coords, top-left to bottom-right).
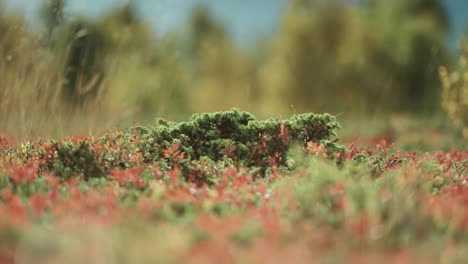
xmin=16 ymin=110 xmax=341 ymax=181
xmin=44 ymin=140 xmax=104 ymax=179
xmin=135 ymin=109 xmax=342 ymax=168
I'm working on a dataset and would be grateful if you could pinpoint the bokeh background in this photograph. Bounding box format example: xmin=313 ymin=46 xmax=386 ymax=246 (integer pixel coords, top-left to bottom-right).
xmin=0 ymin=0 xmax=467 ymax=143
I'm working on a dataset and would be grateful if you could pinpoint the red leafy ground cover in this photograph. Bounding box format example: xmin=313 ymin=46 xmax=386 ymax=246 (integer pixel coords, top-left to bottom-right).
xmin=0 ymin=130 xmax=467 ymax=263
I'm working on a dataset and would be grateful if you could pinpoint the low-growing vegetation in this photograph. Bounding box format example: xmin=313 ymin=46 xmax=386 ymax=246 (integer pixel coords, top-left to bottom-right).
xmin=440 ymin=43 xmax=468 ymax=139
xmin=0 ymin=110 xmax=467 ymax=263
xmin=0 ymin=0 xmax=467 ymax=263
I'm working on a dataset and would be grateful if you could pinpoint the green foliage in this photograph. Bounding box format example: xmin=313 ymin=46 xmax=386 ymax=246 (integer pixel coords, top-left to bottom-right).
xmin=0 ymin=4 xmax=39 ymax=69
xmin=44 ymin=3 xmax=155 ymax=108
xmin=260 ymin=0 xmax=449 ymax=115
xmin=363 ymin=0 xmax=449 ymax=111
xmin=32 ymin=132 xmax=140 ymax=180
xmin=184 ymin=5 xmax=256 ymax=113
xmin=136 ymin=109 xmax=342 ymax=168
xmin=44 ymin=140 xmax=104 ymax=179
xmin=439 ymin=43 xmax=468 ymax=139
xmin=188 ymin=4 xmax=226 ymax=58
xmin=53 ymin=18 xmax=105 ymax=106
xmin=0 ymin=172 xmax=10 ymax=193
xmin=0 ymin=0 xmax=457 ymax=137
xmin=286 ymin=157 xmax=436 ymax=247
xmin=39 ymin=0 xmax=64 ymax=37
xmin=14 ymin=110 xmax=340 ymax=180
xmin=96 ymin=2 xmax=154 ymax=53
xmin=230 ymin=219 xmax=263 ymax=247
xmin=96 ymin=3 xmax=190 ymax=117
xmin=102 ymin=34 xmax=190 ymax=117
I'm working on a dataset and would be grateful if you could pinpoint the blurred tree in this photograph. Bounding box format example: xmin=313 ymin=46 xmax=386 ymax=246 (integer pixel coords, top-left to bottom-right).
xmin=0 ymin=1 xmax=31 ymax=60
xmin=46 ymin=2 xmax=159 ymax=108
xmin=96 ymin=2 xmax=154 ymax=53
xmin=259 ymin=0 xmax=449 ymax=116
xmin=53 ymin=18 xmax=105 ymax=106
xmin=439 ymin=42 xmax=468 ymax=139
xmin=363 ymin=0 xmax=449 ymax=112
xmin=260 ymin=1 xmax=364 ymax=115
xmin=103 ymin=32 xmax=191 ymax=118
xmin=97 ymin=3 xmax=190 ymax=118
xmin=185 ymin=4 xmax=256 ymax=112
xmin=39 ymin=0 xmax=64 ymax=38
xmin=188 ymin=4 xmax=226 ymax=59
